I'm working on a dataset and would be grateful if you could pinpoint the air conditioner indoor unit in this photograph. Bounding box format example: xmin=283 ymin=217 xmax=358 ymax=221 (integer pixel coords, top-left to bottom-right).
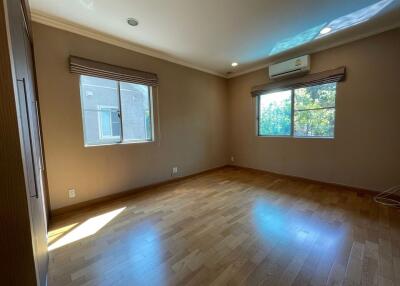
xmin=269 ymin=55 xmax=310 ymax=80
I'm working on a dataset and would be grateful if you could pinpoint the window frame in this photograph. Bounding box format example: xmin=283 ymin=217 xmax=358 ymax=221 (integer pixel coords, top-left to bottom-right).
xmin=119 ymin=83 xmax=155 ymax=144
xmin=256 ymin=83 xmax=336 ymax=139
xmin=79 ymin=76 xmax=155 ymax=147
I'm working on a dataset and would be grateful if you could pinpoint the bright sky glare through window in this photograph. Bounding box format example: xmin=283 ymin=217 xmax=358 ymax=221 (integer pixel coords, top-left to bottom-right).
xmin=259 ymin=90 xmax=291 ymax=111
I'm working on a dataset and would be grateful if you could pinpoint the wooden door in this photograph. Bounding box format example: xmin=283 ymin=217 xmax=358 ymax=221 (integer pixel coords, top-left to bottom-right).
xmin=6 ymin=0 xmax=48 ymax=284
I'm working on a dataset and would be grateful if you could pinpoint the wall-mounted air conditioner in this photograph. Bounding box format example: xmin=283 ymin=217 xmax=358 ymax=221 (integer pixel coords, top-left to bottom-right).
xmin=269 ymin=55 xmax=310 ymax=80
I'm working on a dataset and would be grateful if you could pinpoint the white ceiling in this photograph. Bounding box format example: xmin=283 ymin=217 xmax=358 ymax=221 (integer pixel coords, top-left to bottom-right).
xmin=29 ymin=0 xmax=400 ymax=77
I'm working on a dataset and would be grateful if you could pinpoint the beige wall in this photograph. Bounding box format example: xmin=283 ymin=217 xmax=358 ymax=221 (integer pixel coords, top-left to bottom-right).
xmin=228 ymin=28 xmax=400 ymax=192
xmin=33 ymin=23 xmax=229 ymax=210
xmin=33 ymin=22 xmax=400 ymax=210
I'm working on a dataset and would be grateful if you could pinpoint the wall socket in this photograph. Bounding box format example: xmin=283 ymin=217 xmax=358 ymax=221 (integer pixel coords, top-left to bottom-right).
xmin=68 ymin=189 xmax=76 ymax=199
xmin=172 ymin=167 xmax=178 ymax=176
xmin=231 ymin=156 xmax=235 ymax=162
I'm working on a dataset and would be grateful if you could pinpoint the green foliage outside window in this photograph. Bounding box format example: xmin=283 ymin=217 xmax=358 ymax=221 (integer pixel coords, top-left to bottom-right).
xmin=258 ymin=83 xmax=336 ymax=138
xmin=294 ymin=83 xmax=336 ymax=137
xmin=259 ymin=90 xmax=291 ymax=136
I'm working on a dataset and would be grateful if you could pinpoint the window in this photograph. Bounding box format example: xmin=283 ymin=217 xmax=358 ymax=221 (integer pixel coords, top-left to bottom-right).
xmin=258 ymin=90 xmax=292 ymax=136
xmin=98 ymin=106 xmax=121 ymax=140
xmin=293 ymin=83 xmax=336 ymax=137
xmin=80 ymin=75 xmax=154 ymax=146
xmin=257 ymin=82 xmax=336 ymax=138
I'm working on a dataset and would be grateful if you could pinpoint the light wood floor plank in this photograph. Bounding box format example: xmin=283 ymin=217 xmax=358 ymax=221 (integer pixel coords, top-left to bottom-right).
xmin=47 ymin=167 xmax=400 ymax=286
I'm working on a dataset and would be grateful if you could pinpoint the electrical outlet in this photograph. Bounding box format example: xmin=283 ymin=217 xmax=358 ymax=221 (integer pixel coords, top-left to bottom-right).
xmin=172 ymin=167 xmax=178 ymax=175
xmin=68 ymin=189 xmax=76 ymax=199
xmin=231 ymin=156 xmax=235 ymax=162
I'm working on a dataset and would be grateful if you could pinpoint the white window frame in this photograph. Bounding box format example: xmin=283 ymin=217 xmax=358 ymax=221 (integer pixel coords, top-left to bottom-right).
xmin=119 ymin=85 xmax=155 ymax=144
xmin=79 ymin=76 xmax=155 ymax=147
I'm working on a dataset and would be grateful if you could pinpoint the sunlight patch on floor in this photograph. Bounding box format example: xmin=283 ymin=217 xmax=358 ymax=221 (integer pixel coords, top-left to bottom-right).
xmin=48 ymin=223 xmax=79 ymax=244
xmin=48 ymin=207 xmax=126 ymax=251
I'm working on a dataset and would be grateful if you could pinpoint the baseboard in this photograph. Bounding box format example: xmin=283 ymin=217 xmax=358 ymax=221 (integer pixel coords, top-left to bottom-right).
xmin=50 ymin=165 xmax=228 ymax=218
xmin=226 ymin=164 xmax=377 ymax=196
xmin=51 ymin=164 xmax=388 ymax=218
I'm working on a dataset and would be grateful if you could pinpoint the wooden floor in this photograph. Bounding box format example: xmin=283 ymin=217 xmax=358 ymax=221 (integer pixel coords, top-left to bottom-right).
xmin=47 ymin=167 xmax=400 ymax=286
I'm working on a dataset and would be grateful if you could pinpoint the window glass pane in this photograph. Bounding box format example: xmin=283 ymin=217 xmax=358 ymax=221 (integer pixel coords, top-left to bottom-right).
xmin=98 ymin=108 xmax=121 ymax=139
xmin=258 ymin=90 xmax=292 ymax=136
xmin=111 ymin=111 xmax=119 ymax=122
xmin=294 ymin=83 xmax=336 ymax=110
xmin=100 ymin=110 xmax=112 ymax=137
xmin=294 ymin=108 xmax=335 ymax=137
xmin=111 ymin=111 xmax=121 ymax=137
xmin=80 ymin=75 xmax=120 ymax=145
xmin=120 ymin=82 xmax=152 ymax=141
xmin=293 ymin=82 xmax=336 ymax=138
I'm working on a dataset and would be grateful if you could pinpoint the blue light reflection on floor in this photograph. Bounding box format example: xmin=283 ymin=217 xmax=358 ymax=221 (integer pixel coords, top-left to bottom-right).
xmin=124 ymin=221 xmax=166 ymax=285
xmin=251 ymin=200 xmax=345 ymax=251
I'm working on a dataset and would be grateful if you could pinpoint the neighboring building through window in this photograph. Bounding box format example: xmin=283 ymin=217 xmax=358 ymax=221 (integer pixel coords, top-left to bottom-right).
xmin=80 ymin=75 xmax=153 ymax=146
xmin=98 ymin=106 xmax=121 ymax=140
xmin=258 ymin=82 xmax=336 ymax=138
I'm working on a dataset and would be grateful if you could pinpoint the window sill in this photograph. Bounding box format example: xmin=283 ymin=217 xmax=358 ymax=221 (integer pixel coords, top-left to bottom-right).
xmin=257 ymin=135 xmax=334 ymax=140
xmin=84 ymin=140 xmax=155 ymax=148
xmin=257 ymin=135 xmax=291 ymax=138
xmin=293 ymin=136 xmax=334 ymax=140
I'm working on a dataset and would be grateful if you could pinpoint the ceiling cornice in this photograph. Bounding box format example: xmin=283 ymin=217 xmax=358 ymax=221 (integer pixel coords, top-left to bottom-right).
xmin=30 ymin=10 xmax=400 ymax=80
xmin=30 ymin=10 xmax=228 ymax=78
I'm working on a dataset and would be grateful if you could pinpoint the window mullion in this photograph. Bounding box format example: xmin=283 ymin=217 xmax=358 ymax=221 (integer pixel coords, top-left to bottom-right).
xmin=257 ymin=96 xmax=260 ymax=136
xmin=117 ymin=81 xmax=124 ymax=143
xmin=291 ymin=89 xmax=294 ymax=137
xmin=295 ymin=106 xmax=335 ymax=112
xmin=147 ymin=87 xmax=153 ymax=141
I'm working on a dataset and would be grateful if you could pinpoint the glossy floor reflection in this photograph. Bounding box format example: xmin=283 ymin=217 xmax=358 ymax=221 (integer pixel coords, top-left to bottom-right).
xmin=48 ymin=167 xmax=400 ymax=286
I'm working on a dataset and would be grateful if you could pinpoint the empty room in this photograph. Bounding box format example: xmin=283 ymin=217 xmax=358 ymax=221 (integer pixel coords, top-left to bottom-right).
xmin=1 ymin=0 xmax=400 ymax=285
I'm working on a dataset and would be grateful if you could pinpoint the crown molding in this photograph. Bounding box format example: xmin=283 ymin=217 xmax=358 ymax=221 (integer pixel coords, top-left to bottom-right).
xmin=30 ymin=10 xmax=400 ymax=81
xmin=30 ymin=10 xmax=227 ymax=78
xmin=227 ymin=21 xmax=400 ymax=79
